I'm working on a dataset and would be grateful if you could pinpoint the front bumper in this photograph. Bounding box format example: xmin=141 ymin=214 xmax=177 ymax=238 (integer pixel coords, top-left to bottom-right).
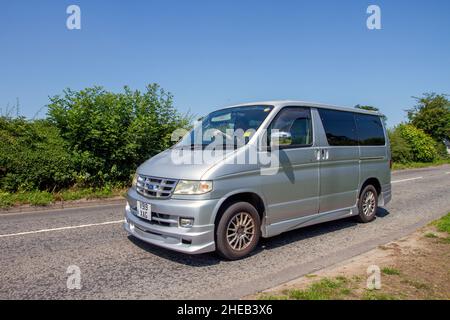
xmin=123 ymin=188 xmax=217 ymax=254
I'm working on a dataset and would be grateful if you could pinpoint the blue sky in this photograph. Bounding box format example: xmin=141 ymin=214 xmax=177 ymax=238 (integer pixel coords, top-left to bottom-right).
xmin=1 ymin=0 xmax=449 ymax=127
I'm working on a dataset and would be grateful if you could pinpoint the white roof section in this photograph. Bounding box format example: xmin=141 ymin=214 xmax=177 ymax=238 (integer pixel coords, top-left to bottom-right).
xmin=223 ymin=100 xmax=382 ymax=116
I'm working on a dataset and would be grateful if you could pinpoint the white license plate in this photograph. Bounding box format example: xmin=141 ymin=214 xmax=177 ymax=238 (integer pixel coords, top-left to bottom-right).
xmin=137 ymin=201 xmax=152 ymax=221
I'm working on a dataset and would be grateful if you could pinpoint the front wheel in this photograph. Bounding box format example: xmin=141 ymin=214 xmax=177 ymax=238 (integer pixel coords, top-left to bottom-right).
xmin=216 ymin=202 xmax=261 ymax=260
xmin=357 ymin=185 xmax=378 ymax=223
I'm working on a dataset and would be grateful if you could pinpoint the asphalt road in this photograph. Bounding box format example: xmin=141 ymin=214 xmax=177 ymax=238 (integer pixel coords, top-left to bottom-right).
xmin=1 ymin=165 xmax=449 ymax=299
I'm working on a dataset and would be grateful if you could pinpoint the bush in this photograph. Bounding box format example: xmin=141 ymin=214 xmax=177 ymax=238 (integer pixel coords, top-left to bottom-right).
xmin=0 ymin=84 xmax=191 ymax=193
xmin=435 ymin=141 xmax=449 ymax=158
xmin=47 ymin=84 xmax=191 ymax=187
xmin=388 ymin=128 xmax=413 ymax=163
xmin=0 ymin=117 xmax=74 ymax=192
xmin=397 ymin=124 xmax=438 ymax=162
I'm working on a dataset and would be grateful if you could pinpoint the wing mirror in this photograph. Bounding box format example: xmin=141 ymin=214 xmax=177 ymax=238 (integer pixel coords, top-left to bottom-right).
xmin=270 ymin=131 xmax=292 ymax=147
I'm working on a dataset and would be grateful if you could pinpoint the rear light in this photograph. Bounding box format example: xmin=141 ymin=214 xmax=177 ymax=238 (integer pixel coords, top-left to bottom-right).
xmin=389 ymin=159 xmax=393 ymax=169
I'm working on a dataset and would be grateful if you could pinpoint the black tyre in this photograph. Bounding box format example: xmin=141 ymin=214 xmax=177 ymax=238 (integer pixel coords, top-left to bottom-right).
xmin=356 ymin=185 xmax=378 ymax=223
xmin=216 ymin=202 xmax=261 ymax=260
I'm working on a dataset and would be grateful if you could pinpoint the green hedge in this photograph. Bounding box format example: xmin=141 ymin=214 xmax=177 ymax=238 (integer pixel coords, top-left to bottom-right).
xmin=0 ymin=118 xmax=74 ymax=192
xmin=0 ymin=84 xmax=191 ymax=192
xmin=47 ymin=84 xmax=191 ymax=188
xmin=389 ymin=124 xmax=439 ymax=163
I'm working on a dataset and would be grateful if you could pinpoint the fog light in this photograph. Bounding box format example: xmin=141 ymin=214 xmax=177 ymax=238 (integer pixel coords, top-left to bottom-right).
xmin=179 ymin=218 xmax=194 ymax=228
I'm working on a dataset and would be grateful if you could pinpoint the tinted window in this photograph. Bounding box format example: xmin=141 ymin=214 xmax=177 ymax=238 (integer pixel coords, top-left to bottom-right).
xmin=318 ymin=109 xmax=358 ymax=146
xmin=269 ymin=107 xmax=313 ymax=147
xmin=355 ymin=114 xmax=385 ymax=146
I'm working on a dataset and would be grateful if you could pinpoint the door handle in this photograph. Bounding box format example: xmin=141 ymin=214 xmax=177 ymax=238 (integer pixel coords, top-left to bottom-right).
xmin=321 ymin=149 xmax=329 ymax=160
xmin=315 ymin=148 xmax=321 ymax=161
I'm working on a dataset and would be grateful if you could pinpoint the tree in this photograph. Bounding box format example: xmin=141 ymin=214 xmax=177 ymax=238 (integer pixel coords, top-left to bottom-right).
xmin=47 ymin=84 xmax=191 ymax=187
xmin=354 ymin=105 xmax=388 ymax=123
xmin=406 ymin=93 xmax=450 ymax=143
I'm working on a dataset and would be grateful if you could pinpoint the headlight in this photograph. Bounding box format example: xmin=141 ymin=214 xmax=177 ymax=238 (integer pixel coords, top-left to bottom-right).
xmin=173 ymin=180 xmax=213 ymax=195
xmin=132 ymin=173 xmax=138 ymax=188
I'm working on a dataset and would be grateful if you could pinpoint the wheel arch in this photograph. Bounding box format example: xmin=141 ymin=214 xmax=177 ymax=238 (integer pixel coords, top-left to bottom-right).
xmin=359 ymin=177 xmax=382 ymax=198
xmin=213 ymin=191 xmax=266 ymax=228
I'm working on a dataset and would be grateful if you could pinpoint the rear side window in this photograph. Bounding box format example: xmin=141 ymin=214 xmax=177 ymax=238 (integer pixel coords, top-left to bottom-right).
xmin=318 ymin=109 xmax=358 ymax=146
xmin=355 ymin=114 xmax=385 ymax=146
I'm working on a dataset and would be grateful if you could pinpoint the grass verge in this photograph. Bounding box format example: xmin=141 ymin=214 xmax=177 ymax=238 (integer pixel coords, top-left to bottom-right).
xmin=392 ymin=158 xmax=450 ymax=170
xmin=0 ymin=187 xmax=126 ymax=208
xmin=431 ymin=212 xmax=450 ymax=243
xmin=434 ymin=213 xmax=450 ymax=233
xmin=381 ymin=267 xmax=401 ymax=276
xmin=258 ymin=276 xmax=399 ymax=300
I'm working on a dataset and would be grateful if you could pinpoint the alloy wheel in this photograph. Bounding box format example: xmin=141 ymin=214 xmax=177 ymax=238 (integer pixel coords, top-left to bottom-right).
xmin=226 ymin=212 xmax=255 ymax=251
xmin=362 ymin=190 xmax=376 ymax=216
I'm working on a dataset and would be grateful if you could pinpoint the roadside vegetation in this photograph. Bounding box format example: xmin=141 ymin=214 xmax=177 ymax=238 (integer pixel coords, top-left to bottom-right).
xmin=0 ymin=187 xmax=126 ymax=208
xmin=392 ymin=158 xmax=450 ymax=170
xmin=432 ymin=212 xmax=450 ymax=243
xmin=257 ymin=213 xmax=450 ymax=300
xmin=0 ymin=88 xmax=449 ymax=208
xmin=258 ymin=276 xmax=400 ymax=300
xmin=0 ymin=84 xmax=191 ymax=208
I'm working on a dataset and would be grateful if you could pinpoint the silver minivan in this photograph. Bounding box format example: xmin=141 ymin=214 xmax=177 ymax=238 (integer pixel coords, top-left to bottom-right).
xmin=124 ymin=101 xmax=391 ymax=260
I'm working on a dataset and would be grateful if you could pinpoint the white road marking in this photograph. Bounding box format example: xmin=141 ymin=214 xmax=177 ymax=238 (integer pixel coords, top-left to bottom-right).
xmin=446 ymin=172 xmax=450 ymax=174
xmin=391 ymin=176 xmax=423 ymax=184
xmin=0 ymin=219 xmax=124 ymax=238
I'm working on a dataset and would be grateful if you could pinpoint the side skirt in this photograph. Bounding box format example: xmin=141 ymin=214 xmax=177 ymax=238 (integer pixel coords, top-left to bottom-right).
xmin=262 ymin=206 xmax=358 ymax=238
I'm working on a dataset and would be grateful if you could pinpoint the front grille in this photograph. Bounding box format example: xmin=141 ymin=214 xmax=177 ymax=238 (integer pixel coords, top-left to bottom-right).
xmin=136 ymin=175 xmax=178 ymax=199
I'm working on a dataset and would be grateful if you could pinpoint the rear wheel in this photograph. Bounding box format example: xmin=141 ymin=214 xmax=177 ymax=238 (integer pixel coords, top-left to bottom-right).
xmin=357 ymin=185 xmax=378 ymax=223
xmin=216 ymin=202 xmax=261 ymax=260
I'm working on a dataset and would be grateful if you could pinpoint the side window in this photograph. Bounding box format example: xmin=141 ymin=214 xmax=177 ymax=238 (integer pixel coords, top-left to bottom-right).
xmin=318 ymin=109 xmax=358 ymax=146
xmin=269 ymin=107 xmax=313 ymax=147
xmin=355 ymin=114 xmax=385 ymax=146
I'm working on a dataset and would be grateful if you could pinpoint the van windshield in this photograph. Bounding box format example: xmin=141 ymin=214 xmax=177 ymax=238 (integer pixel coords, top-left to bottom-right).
xmin=177 ymin=105 xmax=273 ymax=148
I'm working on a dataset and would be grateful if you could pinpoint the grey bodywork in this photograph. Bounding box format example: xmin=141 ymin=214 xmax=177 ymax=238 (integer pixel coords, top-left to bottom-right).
xmin=124 ymin=101 xmax=392 ymax=254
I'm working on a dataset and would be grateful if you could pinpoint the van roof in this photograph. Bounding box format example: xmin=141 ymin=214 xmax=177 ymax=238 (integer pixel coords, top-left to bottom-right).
xmin=224 ymin=100 xmax=382 ymax=116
